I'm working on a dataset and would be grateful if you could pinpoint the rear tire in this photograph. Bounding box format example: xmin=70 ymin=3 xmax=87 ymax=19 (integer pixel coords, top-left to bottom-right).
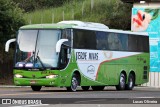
xmin=81 ymin=86 xmax=90 ymax=91
xmin=125 ymin=73 xmax=135 ymax=90
xmin=66 ymin=74 xmax=79 ymax=92
xmin=116 ymin=73 xmax=126 ymax=90
xmin=91 ymin=86 xmax=105 ymax=91
xmin=31 ymin=86 xmax=42 ymax=91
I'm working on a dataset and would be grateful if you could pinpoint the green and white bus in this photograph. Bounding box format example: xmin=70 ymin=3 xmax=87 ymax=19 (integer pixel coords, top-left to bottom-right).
xmin=5 ymin=21 xmax=149 ymax=91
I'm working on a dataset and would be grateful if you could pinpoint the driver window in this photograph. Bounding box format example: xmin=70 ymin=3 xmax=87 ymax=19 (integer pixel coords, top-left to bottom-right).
xmin=60 ymin=29 xmax=71 ymax=68
xmin=62 ymin=29 xmax=71 ymax=41
xmin=60 ymin=45 xmax=70 ymax=69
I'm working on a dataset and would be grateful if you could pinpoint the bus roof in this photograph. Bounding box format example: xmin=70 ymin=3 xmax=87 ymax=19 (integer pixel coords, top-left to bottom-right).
xmin=20 ymin=21 xmax=109 ymax=30
xmin=20 ymin=23 xmax=73 ymax=29
xmin=20 ymin=20 xmax=148 ymax=36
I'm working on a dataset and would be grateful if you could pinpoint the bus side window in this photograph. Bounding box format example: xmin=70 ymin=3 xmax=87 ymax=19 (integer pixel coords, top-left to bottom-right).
xmin=84 ymin=30 xmax=96 ymax=49
xmin=96 ymin=31 xmax=108 ymax=50
xmin=137 ymin=36 xmax=143 ymax=52
xmin=62 ymin=29 xmax=71 ymax=41
xmin=75 ymin=31 xmax=85 ymax=49
xmin=73 ymin=29 xmax=96 ymax=49
xmin=128 ymin=35 xmax=138 ymax=52
xmin=118 ymin=33 xmax=128 ymax=51
xmin=108 ymin=33 xmax=122 ymax=50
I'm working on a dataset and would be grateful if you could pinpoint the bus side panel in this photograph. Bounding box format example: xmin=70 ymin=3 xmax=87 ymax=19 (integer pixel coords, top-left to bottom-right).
xmin=134 ymin=54 xmax=150 ymax=85
xmin=73 ymin=49 xmax=149 ymax=87
xmin=96 ymin=64 xmax=119 ymax=85
xmin=58 ymin=49 xmax=105 ymax=87
xmin=96 ymin=53 xmax=149 ymax=86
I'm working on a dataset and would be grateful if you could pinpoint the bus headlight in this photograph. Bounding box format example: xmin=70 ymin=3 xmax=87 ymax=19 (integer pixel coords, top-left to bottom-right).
xmin=15 ymin=74 xmax=23 ymax=78
xmin=46 ymin=75 xmax=57 ymax=79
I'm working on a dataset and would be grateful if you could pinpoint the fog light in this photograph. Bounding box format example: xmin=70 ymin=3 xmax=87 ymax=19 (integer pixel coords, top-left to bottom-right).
xmin=46 ymin=75 xmax=57 ymax=79
xmin=15 ymin=74 xmax=23 ymax=78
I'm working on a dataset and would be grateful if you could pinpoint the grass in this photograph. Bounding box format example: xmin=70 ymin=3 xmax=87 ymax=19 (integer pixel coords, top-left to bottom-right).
xmin=24 ymin=0 xmax=132 ymax=30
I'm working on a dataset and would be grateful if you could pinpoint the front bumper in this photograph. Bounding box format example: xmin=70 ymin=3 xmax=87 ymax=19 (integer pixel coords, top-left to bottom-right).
xmin=14 ymin=77 xmax=59 ymax=86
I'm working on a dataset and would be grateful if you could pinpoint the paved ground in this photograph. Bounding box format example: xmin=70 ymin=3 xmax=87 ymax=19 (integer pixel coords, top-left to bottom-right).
xmin=0 ymin=86 xmax=160 ymax=107
xmin=0 ymin=86 xmax=160 ymax=98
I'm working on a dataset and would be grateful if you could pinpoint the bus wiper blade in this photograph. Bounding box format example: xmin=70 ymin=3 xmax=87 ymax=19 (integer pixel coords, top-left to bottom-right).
xmin=36 ymin=50 xmax=46 ymax=70
xmin=37 ymin=55 xmax=46 ymax=70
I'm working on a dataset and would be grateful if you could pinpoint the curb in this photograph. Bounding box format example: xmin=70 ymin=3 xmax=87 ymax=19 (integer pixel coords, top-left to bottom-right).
xmin=0 ymin=85 xmax=30 ymax=88
xmin=136 ymin=86 xmax=160 ymax=88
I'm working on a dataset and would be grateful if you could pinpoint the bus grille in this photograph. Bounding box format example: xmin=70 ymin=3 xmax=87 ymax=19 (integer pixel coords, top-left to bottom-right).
xmin=143 ymin=66 xmax=148 ymax=79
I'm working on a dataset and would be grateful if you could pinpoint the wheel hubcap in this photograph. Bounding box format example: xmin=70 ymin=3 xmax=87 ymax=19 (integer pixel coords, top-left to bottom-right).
xmin=129 ymin=78 xmax=133 ymax=88
xmin=71 ymin=77 xmax=78 ymax=91
xmin=120 ymin=74 xmax=125 ymax=88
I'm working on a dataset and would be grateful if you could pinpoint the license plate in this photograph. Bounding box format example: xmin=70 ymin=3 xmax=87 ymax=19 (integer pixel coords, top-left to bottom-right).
xmin=30 ymin=80 xmax=36 ymax=84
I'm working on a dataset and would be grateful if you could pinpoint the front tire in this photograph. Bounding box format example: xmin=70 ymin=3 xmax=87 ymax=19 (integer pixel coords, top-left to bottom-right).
xmin=125 ymin=73 xmax=135 ymax=90
xmin=66 ymin=75 xmax=79 ymax=92
xmin=116 ymin=73 xmax=126 ymax=90
xmin=31 ymin=86 xmax=42 ymax=91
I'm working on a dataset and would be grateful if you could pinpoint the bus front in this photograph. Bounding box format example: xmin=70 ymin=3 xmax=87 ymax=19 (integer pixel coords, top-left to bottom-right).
xmin=12 ymin=25 xmax=71 ymax=91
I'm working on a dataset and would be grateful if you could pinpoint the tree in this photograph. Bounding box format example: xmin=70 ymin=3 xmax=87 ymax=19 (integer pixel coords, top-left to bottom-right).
xmin=0 ymin=0 xmax=25 ymax=84
xmin=0 ymin=0 xmax=25 ymax=62
xmin=87 ymin=0 xmax=132 ymax=30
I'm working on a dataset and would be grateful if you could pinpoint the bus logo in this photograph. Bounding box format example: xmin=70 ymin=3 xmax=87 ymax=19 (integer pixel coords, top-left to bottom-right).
xmin=87 ymin=65 xmax=95 ymax=74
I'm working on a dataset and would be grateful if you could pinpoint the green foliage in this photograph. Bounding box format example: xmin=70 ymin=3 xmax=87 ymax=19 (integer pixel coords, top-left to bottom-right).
xmin=13 ymin=0 xmax=74 ymax=12
xmin=0 ymin=0 xmax=25 ymax=62
xmin=24 ymin=0 xmax=132 ymax=30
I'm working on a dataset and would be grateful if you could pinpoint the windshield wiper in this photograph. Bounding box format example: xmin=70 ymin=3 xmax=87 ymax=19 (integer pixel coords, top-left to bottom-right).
xmin=36 ymin=50 xmax=46 ymax=70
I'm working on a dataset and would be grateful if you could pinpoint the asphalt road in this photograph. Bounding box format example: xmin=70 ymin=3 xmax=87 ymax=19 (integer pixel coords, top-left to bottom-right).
xmin=0 ymin=86 xmax=160 ymax=107
xmin=0 ymin=86 xmax=160 ymax=98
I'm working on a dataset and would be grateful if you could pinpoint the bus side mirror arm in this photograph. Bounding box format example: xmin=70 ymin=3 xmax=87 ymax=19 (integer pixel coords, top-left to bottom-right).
xmin=56 ymin=39 xmax=68 ymax=53
xmin=5 ymin=38 xmax=16 ymax=52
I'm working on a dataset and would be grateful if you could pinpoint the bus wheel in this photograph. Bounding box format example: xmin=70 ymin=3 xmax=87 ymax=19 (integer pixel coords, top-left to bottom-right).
xmin=81 ymin=86 xmax=90 ymax=91
xmin=116 ymin=73 xmax=126 ymax=90
xmin=66 ymin=74 xmax=79 ymax=92
xmin=125 ymin=73 xmax=135 ymax=90
xmin=91 ymin=86 xmax=105 ymax=91
xmin=31 ymin=86 xmax=42 ymax=91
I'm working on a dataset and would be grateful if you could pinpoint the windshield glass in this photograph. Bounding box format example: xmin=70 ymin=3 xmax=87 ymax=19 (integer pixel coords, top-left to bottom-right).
xmin=18 ymin=30 xmax=37 ymax=52
xmin=36 ymin=30 xmax=60 ymax=67
xmin=15 ymin=29 xmax=61 ymax=68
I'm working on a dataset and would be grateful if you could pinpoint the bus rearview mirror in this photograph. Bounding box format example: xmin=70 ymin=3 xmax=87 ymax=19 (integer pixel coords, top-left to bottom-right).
xmin=56 ymin=39 xmax=68 ymax=53
xmin=5 ymin=38 xmax=16 ymax=52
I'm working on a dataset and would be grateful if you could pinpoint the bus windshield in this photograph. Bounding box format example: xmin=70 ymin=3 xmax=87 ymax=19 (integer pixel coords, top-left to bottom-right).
xmin=15 ymin=29 xmax=61 ymax=69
